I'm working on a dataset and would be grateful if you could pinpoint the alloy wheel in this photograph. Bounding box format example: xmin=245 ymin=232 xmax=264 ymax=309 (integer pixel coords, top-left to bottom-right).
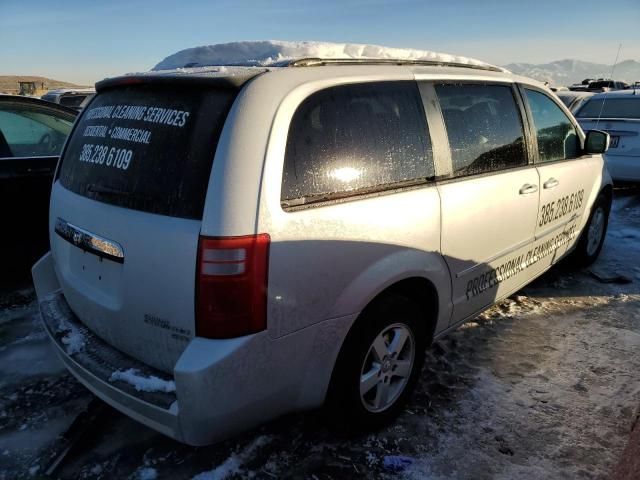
xmin=359 ymin=323 xmax=415 ymax=413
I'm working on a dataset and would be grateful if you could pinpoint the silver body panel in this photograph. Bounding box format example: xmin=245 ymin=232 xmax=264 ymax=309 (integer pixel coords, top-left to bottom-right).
xmin=33 ymin=64 xmax=613 ymax=445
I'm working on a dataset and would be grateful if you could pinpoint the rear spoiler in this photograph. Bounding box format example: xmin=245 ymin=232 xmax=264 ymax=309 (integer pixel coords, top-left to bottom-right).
xmin=95 ymin=71 xmax=265 ymax=92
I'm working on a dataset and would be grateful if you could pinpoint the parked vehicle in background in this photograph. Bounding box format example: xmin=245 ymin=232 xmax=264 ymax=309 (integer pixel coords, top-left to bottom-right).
xmin=41 ymin=88 xmax=95 ymax=111
xmin=32 ymin=42 xmax=613 ymax=446
xmin=556 ymin=91 xmax=594 ymax=113
xmin=0 ymin=95 xmax=76 ymax=283
xmin=570 ymin=79 xmax=630 ymax=93
xmin=587 ymin=79 xmax=630 ymax=91
xmin=575 ymin=89 xmax=640 ymax=182
xmin=568 ymin=79 xmax=596 ymax=92
xmin=19 ymin=81 xmax=47 ymax=97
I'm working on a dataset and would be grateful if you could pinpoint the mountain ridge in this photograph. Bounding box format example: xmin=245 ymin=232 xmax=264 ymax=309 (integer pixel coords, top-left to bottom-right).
xmin=503 ymin=59 xmax=640 ymax=86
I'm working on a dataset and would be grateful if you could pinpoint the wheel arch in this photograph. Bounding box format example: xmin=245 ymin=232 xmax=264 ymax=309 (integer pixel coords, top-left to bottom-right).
xmin=599 ymin=183 xmax=613 ymax=211
xmin=322 ymin=276 xmax=439 ymax=412
xmin=327 ymin=275 xmax=440 ymax=388
xmin=362 ymin=276 xmax=440 ymax=343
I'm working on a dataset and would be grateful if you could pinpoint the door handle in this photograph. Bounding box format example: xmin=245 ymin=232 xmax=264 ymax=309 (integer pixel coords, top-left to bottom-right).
xmin=519 ymin=184 xmax=538 ymax=195
xmin=544 ymin=178 xmax=560 ymax=189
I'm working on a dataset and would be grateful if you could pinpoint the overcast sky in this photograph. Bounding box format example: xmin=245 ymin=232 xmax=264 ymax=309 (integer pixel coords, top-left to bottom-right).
xmin=1 ymin=0 xmax=638 ymax=85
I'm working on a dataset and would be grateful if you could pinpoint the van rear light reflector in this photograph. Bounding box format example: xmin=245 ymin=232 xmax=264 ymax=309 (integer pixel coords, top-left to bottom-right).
xmin=196 ymin=234 xmax=270 ymax=339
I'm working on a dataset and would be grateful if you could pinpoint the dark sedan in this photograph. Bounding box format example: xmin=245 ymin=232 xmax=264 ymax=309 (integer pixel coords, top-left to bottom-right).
xmin=0 ymin=95 xmax=77 ymax=284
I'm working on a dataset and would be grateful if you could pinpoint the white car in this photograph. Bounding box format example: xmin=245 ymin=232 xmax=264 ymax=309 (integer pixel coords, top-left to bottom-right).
xmin=576 ymin=89 xmax=640 ymax=182
xmin=32 ymin=42 xmax=612 ymax=446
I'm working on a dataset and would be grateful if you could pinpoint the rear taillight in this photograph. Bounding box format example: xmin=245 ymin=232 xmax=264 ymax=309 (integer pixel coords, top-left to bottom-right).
xmin=196 ymin=234 xmax=270 ymax=339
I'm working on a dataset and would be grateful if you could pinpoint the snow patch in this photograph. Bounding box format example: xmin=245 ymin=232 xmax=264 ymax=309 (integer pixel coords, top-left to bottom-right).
xmin=608 ymin=228 xmax=640 ymax=239
xmin=42 ymin=292 xmax=87 ymax=355
xmin=60 ymin=328 xmax=86 ymax=355
xmin=136 ymin=467 xmax=158 ymax=480
xmin=480 ymin=295 xmax=543 ymax=320
xmin=0 ymin=329 xmax=47 ymax=352
xmin=191 ymin=435 xmax=272 ymax=480
xmin=153 ymin=40 xmax=506 ymax=72
xmin=109 ymin=368 xmax=175 ymax=393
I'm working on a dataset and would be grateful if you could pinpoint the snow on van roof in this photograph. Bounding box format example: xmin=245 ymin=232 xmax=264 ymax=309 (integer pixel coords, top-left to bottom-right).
xmin=132 ymin=65 xmax=266 ymax=77
xmin=152 ymin=40 xmax=507 ymax=72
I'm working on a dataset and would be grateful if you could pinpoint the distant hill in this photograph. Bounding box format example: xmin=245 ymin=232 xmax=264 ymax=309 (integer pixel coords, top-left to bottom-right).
xmin=504 ymin=59 xmax=640 ymax=87
xmin=0 ymin=75 xmax=89 ymax=95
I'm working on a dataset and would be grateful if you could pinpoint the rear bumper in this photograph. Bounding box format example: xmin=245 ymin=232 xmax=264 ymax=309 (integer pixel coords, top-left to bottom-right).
xmin=605 ymin=154 xmax=640 ymax=182
xmin=32 ymin=252 xmax=354 ymax=445
xmin=34 ymin=253 xmax=181 ymax=439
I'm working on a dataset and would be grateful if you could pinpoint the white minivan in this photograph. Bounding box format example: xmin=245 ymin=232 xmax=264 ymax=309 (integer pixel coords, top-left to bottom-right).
xmin=33 ymin=51 xmax=612 ymax=445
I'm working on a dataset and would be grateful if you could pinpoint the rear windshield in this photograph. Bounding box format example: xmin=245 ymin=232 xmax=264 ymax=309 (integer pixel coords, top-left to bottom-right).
xmin=58 ymin=84 xmax=237 ymax=219
xmin=589 ymin=81 xmax=614 ymax=89
xmin=59 ymin=95 xmax=88 ymax=108
xmin=576 ymin=97 xmax=640 ymax=119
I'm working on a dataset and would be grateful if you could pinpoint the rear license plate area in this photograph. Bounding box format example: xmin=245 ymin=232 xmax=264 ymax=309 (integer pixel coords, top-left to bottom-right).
xmin=610 ymin=136 xmax=619 ymax=148
xmin=69 ymin=248 xmax=121 ymax=294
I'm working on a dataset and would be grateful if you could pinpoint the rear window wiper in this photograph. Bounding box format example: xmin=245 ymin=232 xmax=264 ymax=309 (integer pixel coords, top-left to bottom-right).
xmin=86 ymin=183 xmax=160 ymax=201
xmin=86 ymin=183 xmax=132 ymax=197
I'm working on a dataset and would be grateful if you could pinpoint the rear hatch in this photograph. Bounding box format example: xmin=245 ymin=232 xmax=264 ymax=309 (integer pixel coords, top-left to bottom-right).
xmin=576 ymin=96 xmax=640 ymax=157
xmin=51 ymin=76 xmax=243 ymax=372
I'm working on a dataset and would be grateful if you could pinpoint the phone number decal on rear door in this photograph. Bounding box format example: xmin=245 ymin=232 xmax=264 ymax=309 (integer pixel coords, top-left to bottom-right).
xmin=79 ymin=143 xmax=133 ymax=170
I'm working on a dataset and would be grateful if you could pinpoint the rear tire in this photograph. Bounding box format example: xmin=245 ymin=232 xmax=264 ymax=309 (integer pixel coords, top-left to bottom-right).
xmin=325 ymin=294 xmax=427 ymax=431
xmin=569 ymin=193 xmax=610 ymax=267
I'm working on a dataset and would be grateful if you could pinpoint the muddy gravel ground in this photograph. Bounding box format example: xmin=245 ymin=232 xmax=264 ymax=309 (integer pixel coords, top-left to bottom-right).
xmin=1 ymin=189 xmax=639 ymax=480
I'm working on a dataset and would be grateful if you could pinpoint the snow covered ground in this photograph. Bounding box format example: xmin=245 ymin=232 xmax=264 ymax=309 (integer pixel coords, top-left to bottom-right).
xmin=0 ymin=189 xmax=638 ymax=480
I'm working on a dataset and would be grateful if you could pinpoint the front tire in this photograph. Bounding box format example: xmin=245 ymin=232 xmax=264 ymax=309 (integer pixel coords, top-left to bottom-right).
xmin=570 ymin=193 xmax=610 ymax=267
xmin=325 ymin=294 xmax=427 ymax=430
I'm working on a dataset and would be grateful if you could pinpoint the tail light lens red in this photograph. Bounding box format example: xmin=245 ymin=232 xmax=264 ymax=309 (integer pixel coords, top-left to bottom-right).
xmin=196 ymin=234 xmax=270 ymax=338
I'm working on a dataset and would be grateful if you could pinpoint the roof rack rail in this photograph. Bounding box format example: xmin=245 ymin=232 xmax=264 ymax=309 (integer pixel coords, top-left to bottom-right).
xmin=287 ymin=57 xmax=504 ymax=73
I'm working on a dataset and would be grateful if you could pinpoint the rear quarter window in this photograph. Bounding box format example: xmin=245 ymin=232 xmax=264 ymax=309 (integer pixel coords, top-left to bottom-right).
xmin=58 ymin=84 xmax=237 ymax=219
xmin=281 ymin=81 xmax=434 ymax=206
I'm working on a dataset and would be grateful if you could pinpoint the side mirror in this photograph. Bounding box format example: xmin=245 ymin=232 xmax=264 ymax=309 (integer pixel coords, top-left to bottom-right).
xmin=584 ymin=130 xmax=610 ymax=154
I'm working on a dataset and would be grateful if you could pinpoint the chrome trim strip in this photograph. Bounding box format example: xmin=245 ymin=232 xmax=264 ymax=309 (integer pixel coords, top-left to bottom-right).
xmin=54 ymin=218 xmax=124 ymax=263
